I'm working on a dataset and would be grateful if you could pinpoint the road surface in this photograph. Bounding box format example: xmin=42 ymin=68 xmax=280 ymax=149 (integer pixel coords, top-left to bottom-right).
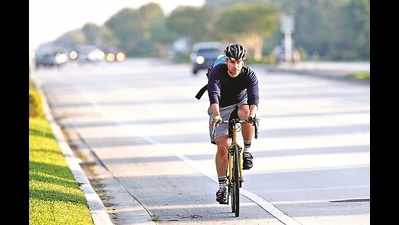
xmin=33 ymin=59 xmax=370 ymax=225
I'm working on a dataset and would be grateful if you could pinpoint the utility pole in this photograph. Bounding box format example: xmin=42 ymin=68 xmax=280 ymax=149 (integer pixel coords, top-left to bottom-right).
xmin=280 ymin=15 xmax=294 ymax=63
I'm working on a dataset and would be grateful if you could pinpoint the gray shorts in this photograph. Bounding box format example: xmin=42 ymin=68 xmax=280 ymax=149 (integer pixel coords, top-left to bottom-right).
xmin=208 ymin=99 xmax=248 ymax=144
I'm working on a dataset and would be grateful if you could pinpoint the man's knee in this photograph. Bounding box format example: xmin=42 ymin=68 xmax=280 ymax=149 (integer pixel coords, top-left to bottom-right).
xmin=215 ymin=136 xmax=229 ymax=155
xmin=238 ymin=105 xmax=250 ymax=120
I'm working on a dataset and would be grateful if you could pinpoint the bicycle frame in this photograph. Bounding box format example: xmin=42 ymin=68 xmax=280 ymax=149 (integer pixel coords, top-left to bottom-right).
xmin=226 ymin=120 xmax=243 ymax=188
xmin=211 ymin=116 xmax=259 ymax=217
xmin=227 ymin=120 xmax=243 ymax=217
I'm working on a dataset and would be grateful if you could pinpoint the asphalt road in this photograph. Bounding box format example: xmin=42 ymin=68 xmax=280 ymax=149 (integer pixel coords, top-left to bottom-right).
xmin=33 ymin=59 xmax=370 ymax=225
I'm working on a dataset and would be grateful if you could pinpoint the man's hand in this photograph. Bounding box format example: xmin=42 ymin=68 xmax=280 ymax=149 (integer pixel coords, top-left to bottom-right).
xmin=247 ymin=115 xmax=257 ymax=125
xmin=212 ymin=115 xmax=223 ymax=125
xmin=247 ymin=114 xmax=259 ymax=139
xmin=247 ymin=115 xmax=259 ymax=127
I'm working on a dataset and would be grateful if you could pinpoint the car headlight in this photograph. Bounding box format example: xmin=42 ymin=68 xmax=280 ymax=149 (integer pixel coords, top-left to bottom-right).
xmin=55 ymin=53 xmax=68 ymax=64
xmin=116 ymin=52 xmax=125 ymax=62
xmin=196 ymin=56 xmax=205 ymax=64
xmin=69 ymin=51 xmax=78 ymax=60
xmin=106 ymin=53 xmax=115 ymax=62
xmin=88 ymin=49 xmax=105 ymax=61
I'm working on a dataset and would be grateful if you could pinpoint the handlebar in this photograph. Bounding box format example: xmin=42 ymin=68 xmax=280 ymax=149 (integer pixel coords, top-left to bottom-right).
xmin=211 ymin=118 xmax=259 ymax=139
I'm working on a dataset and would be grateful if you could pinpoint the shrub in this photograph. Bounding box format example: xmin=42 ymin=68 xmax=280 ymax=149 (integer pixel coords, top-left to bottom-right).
xmin=29 ymin=81 xmax=43 ymax=118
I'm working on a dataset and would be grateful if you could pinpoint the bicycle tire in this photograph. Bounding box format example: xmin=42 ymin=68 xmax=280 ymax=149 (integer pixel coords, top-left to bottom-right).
xmin=229 ymin=150 xmax=235 ymax=213
xmin=230 ymin=181 xmax=235 ymax=213
xmin=233 ymin=146 xmax=240 ymax=217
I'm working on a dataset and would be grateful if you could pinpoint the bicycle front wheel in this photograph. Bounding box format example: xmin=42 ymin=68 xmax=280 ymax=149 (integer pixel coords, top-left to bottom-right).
xmin=233 ymin=146 xmax=240 ymax=217
xmin=230 ymin=181 xmax=235 ymax=213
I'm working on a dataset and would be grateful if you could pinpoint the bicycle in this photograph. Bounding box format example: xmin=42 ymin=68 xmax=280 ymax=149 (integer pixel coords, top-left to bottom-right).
xmin=211 ymin=114 xmax=259 ymax=217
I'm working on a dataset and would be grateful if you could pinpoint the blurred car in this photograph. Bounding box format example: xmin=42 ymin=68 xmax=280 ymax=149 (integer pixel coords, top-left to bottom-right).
xmin=35 ymin=51 xmax=68 ymax=68
xmin=191 ymin=42 xmax=223 ymax=75
xmin=75 ymin=45 xmax=105 ymax=64
xmin=103 ymin=48 xmax=126 ymax=63
xmin=34 ymin=43 xmax=69 ymax=69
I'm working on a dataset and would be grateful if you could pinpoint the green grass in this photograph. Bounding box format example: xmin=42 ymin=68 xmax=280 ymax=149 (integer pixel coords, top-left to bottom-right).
xmin=348 ymin=71 xmax=370 ymax=80
xmin=29 ymin=81 xmax=94 ymax=225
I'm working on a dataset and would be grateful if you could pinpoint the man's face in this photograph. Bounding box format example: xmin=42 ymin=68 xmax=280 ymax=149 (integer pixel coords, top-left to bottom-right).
xmin=226 ymin=57 xmax=244 ymax=78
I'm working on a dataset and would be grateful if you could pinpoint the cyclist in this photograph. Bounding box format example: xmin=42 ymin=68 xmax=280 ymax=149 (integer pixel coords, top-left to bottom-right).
xmin=207 ymin=43 xmax=259 ymax=204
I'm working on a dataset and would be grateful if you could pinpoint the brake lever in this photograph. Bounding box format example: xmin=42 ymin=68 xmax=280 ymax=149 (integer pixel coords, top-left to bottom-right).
xmin=254 ymin=121 xmax=258 ymax=139
xmin=253 ymin=118 xmax=259 ymax=139
xmin=244 ymin=118 xmax=259 ymax=139
xmin=211 ymin=122 xmax=217 ymax=139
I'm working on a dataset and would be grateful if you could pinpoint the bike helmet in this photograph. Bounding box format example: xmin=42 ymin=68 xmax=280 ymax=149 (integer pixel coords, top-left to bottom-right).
xmin=224 ymin=43 xmax=247 ymax=61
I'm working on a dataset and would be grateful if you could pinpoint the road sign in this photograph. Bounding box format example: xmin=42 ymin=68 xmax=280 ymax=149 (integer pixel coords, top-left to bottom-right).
xmin=280 ymin=15 xmax=294 ymax=34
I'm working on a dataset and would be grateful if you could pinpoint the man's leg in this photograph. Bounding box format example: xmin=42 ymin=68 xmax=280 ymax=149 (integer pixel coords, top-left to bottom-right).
xmin=238 ymin=105 xmax=254 ymax=170
xmin=215 ymin=135 xmax=229 ymax=204
xmin=215 ymin=135 xmax=229 ymax=177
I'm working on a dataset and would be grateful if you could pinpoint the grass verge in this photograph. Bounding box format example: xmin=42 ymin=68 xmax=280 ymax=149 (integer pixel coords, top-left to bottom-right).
xmin=348 ymin=71 xmax=370 ymax=80
xmin=29 ymin=80 xmax=94 ymax=225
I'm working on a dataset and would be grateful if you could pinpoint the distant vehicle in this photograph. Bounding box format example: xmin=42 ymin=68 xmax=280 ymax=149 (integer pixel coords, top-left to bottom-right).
xmin=35 ymin=52 xmax=68 ymax=68
xmin=191 ymin=42 xmax=223 ymax=75
xmin=75 ymin=45 xmax=105 ymax=64
xmin=34 ymin=43 xmax=69 ymax=69
xmin=102 ymin=48 xmax=126 ymax=63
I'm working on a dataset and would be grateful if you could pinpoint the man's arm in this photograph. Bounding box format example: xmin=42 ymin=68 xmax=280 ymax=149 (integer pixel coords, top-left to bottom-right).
xmin=247 ymin=70 xmax=259 ymax=118
xmin=210 ymin=103 xmax=221 ymax=117
xmin=208 ymin=66 xmax=221 ymax=109
xmin=249 ymin=104 xmax=257 ymax=118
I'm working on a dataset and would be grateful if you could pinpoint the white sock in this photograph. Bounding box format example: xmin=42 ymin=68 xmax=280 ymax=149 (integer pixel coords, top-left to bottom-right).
xmin=218 ymin=176 xmax=227 ymax=189
xmin=244 ymin=141 xmax=251 ymax=152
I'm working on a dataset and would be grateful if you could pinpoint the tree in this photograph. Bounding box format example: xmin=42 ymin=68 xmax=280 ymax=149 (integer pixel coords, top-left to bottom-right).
xmin=166 ymin=6 xmax=209 ymax=45
xmin=54 ymin=29 xmax=87 ymax=47
xmin=98 ymin=26 xmax=120 ymax=48
xmin=104 ymin=3 xmax=173 ymax=57
xmin=137 ymin=3 xmax=164 ymax=40
xmin=206 ymin=0 xmax=370 ymax=61
xmin=81 ymin=23 xmax=99 ymax=44
xmin=336 ymin=0 xmax=370 ymax=60
xmin=291 ymin=0 xmax=369 ymax=60
xmin=293 ymin=1 xmax=332 ymax=59
xmin=150 ymin=22 xmax=179 ymax=56
xmin=81 ymin=23 xmax=119 ymax=48
xmin=104 ymin=8 xmax=142 ymax=54
xmin=215 ymin=3 xmax=279 ymax=60
xmin=136 ymin=3 xmax=173 ymax=56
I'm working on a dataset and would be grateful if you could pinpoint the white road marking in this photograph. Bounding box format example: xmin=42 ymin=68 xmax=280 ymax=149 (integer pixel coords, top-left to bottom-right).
xmin=66 ymin=84 xmax=304 ymax=225
xmin=260 ymin=185 xmax=369 ymax=194
xmin=271 ymin=198 xmax=370 ymax=205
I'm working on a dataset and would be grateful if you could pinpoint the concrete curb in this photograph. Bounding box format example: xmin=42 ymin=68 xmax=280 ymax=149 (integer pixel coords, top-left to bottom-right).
xmin=31 ymin=77 xmax=115 ymax=225
xmin=265 ymin=67 xmax=370 ymax=85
